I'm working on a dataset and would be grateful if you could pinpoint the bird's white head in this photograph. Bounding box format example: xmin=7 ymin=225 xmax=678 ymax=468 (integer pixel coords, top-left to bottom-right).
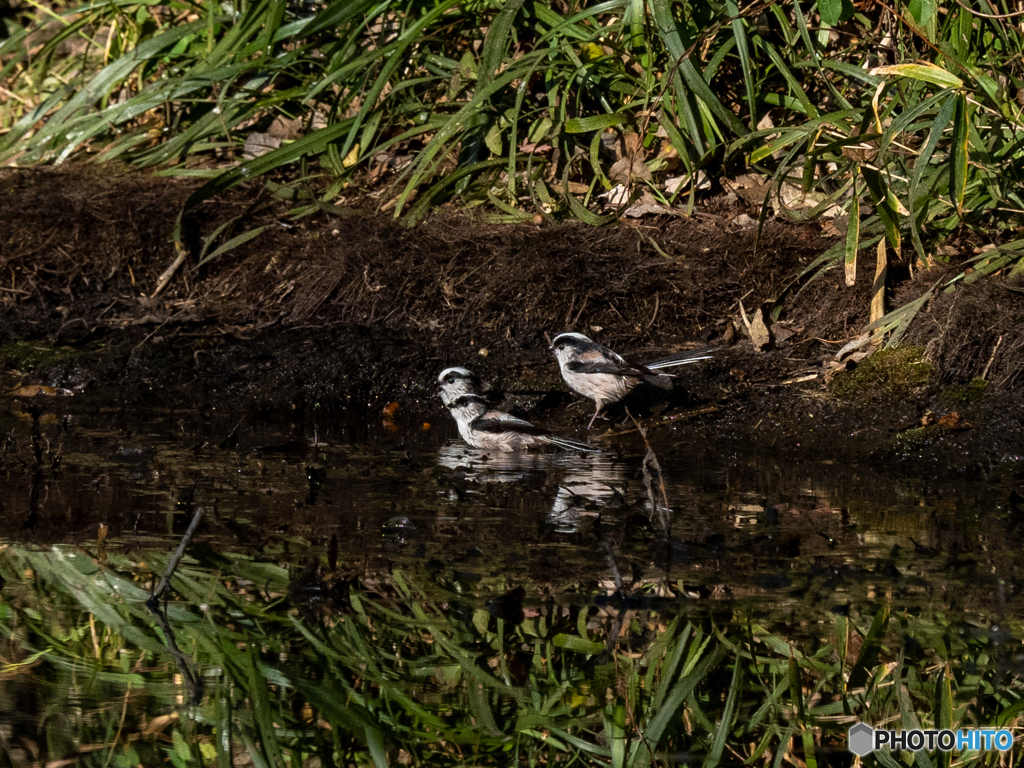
xmin=445 ymin=392 xmax=488 ymax=423
xmin=437 ymin=367 xmax=483 ymax=407
xmin=437 ymin=367 xmax=477 ymax=385
xmin=550 ymin=332 xmax=596 ymax=367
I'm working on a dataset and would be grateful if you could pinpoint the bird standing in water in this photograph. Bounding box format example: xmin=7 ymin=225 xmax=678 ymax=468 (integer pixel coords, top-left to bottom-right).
xmin=437 ymin=367 xmax=596 ymax=452
xmin=550 ymin=332 xmax=718 ymax=427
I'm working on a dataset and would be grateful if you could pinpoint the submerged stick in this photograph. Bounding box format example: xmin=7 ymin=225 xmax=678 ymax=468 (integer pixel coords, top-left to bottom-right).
xmin=626 ymin=410 xmax=671 ymax=531
xmin=599 ymin=541 xmax=624 ymax=666
xmin=148 ymin=592 xmax=205 ymax=705
xmin=149 ymin=506 xmax=204 ymax=606
xmin=146 ymin=504 xmax=206 ymax=705
xmin=601 ymin=540 xmax=623 ymax=592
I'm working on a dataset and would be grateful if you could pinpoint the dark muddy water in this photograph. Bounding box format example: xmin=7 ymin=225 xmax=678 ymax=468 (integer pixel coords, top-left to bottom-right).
xmin=2 ymin=394 xmax=1018 ymax=611
xmin=1 ymin=392 xmax=1022 ymax=766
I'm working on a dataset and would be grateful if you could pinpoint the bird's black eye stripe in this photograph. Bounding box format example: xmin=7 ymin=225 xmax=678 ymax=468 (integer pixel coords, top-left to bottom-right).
xmin=448 ymin=393 xmax=486 ymax=408
xmin=446 ymin=375 xmax=456 ymax=383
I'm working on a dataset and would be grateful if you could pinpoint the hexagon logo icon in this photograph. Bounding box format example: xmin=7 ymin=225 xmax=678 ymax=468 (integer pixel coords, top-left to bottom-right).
xmin=848 ymin=723 xmax=874 ymax=756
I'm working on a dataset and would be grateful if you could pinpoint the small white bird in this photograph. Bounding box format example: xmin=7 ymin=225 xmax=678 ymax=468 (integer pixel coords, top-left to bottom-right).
xmin=438 ymin=368 xmax=597 ymax=452
xmin=550 ymin=332 xmax=719 ymax=427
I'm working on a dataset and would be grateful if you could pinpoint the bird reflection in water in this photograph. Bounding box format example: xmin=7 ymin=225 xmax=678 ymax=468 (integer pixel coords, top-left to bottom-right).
xmin=548 ymin=458 xmax=636 ymax=533
xmin=436 ymin=443 xmax=645 ymax=533
xmin=436 ymin=443 xmax=551 ymax=484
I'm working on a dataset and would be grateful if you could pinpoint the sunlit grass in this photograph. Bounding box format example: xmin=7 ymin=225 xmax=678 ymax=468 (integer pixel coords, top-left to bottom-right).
xmin=3 ymin=0 xmax=1024 ymax=338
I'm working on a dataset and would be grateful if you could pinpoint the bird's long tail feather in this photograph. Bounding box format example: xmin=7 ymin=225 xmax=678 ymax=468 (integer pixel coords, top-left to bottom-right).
xmin=543 ymin=435 xmax=601 ymax=452
xmin=645 ymin=346 xmax=723 ymax=370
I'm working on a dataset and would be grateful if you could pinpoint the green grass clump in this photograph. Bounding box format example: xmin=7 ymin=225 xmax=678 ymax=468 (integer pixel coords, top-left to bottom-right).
xmin=828 ymin=346 xmax=934 ymax=401
xmin=4 ymin=547 xmax=1024 ymax=768
xmin=943 ymin=377 xmax=989 ymax=404
xmin=5 ymin=0 xmax=1024 ymax=346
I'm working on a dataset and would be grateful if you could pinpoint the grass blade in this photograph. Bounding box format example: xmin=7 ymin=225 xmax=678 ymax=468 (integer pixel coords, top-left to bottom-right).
xmin=951 ymin=93 xmax=969 ymax=215
xmin=197 ymin=225 xmax=271 ymax=268
xmin=845 ymin=164 xmax=860 ymax=286
xmin=705 ymin=655 xmax=742 ymax=768
xmin=847 ymin=605 xmax=890 ymax=691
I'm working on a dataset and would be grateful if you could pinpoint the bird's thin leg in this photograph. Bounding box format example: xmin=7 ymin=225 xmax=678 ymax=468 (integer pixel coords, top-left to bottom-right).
xmin=587 ymin=407 xmax=602 ymax=429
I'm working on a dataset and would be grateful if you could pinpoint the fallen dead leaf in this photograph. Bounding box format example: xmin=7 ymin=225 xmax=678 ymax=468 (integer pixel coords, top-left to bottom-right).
xmin=938 ymin=412 xmax=970 ymax=429
xmin=241 ymin=133 xmax=282 ymax=160
xmin=142 ymin=713 xmax=179 ymax=737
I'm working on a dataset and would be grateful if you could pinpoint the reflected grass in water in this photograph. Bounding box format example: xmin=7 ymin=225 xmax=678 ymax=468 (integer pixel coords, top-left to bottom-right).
xmin=0 ymin=543 xmax=1022 ymax=767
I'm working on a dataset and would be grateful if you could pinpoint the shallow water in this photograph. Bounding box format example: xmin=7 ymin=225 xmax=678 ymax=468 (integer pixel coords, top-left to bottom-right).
xmin=1 ymin=392 xmax=1022 ymax=765
xmin=3 ymin=394 xmax=1018 ymax=611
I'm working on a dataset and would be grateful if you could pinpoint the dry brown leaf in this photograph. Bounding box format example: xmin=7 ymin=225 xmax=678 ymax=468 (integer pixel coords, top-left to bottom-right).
xmin=608 ymin=154 xmax=652 ymax=184
xmin=141 ymin=712 xmax=179 ymax=737
xmin=870 ymin=239 xmax=887 ymax=327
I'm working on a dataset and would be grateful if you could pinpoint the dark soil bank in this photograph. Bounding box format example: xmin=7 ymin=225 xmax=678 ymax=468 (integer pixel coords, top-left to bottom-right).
xmin=3 ymin=166 xmax=1024 ymax=477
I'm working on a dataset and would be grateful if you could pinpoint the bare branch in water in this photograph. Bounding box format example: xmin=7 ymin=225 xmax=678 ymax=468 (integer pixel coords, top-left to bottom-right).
xmin=149 ymin=505 xmax=205 ymax=604
xmin=627 ymin=409 xmax=671 ymax=530
xmin=146 ymin=500 xmax=206 ymax=705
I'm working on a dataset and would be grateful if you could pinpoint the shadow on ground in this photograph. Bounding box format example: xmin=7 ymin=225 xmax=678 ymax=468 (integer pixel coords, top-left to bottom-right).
xmin=3 ymin=166 xmax=1024 ymax=478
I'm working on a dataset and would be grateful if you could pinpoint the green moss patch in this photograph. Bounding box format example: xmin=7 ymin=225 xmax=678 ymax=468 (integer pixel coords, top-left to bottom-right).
xmin=828 ymin=347 xmax=934 ymax=401
xmin=0 ymin=341 xmax=78 ymax=371
xmin=942 ymin=377 xmax=988 ymax=404
xmin=892 ymin=424 xmax=942 ymax=453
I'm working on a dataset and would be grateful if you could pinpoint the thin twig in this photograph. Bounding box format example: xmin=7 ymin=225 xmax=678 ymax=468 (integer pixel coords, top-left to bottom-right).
xmin=149 ymin=505 xmax=204 ymax=604
xmin=126 ymin=318 xmax=171 ymax=367
xmin=647 ymin=293 xmax=660 ymax=330
xmin=981 ymin=335 xmax=1004 ymax=380
xmin=102 ymin=679 xmax=133 ymax=768
xmin=145 ymin=503 xmax=206 ymax=705
xmin=151 ymin=250 xmax=188 ymax=298
xmin=954 ymin=0 xmax=1024 ymax=18
xmin=626 ymin=409 xmax=671 ymax=531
